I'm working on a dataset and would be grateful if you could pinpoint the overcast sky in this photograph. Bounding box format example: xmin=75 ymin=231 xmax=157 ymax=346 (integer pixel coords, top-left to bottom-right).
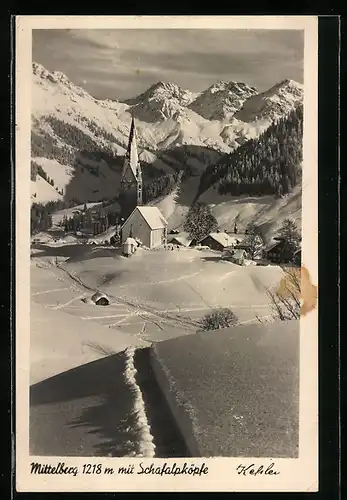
xmin=32 ymin=29 xmax=304 ymax=100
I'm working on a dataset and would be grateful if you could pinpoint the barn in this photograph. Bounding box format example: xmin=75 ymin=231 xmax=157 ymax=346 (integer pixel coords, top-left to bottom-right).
xmin=91 ymin=291 xmax=110 ymax=306
xmin=223 ymin=248 xmax=247 ymax=265
xmin=265 ymin=238 xmax=293 ymax=263
xmin=293 ymin=249 xmax=301 ymax=266
xmin=121 ymin=206 xmax=168 ymax=249
xmin=168 ymin=231 xmax=193 ymax=247
xmin=199 ymin=232 xmax=243 ymax=252
xmin=229 ymin=248 xmax=247 ymax=265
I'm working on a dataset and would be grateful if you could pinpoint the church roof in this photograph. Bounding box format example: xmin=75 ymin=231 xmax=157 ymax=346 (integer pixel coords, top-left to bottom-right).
xmin=231 ymin=248 xmax=247 ymax=259
xmin=124 ymin=237 xmax=137 ymax=245
xmin=122 ymin=206 xmax=168 ymax=230
xmin=136 ymin=206 xmax=168 ymax=230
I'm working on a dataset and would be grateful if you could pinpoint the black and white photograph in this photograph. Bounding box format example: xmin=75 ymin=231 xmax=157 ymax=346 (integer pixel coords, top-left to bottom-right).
xmin=16 ymin=16 xmax=318 ymax=493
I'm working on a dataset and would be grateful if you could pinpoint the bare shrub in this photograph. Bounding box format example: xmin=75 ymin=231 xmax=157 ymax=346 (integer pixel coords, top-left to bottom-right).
xmin=265 ymin=267 xmax=301 ymax=321
xmin=200 ymin=308 xmax=239 ymax=331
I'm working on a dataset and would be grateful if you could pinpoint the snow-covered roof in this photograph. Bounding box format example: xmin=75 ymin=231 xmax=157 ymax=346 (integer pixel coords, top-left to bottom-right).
xmin=124 ymin=237 xmax=137 ymax=245
xmin=168 ymin=231 xmax=192 ymax=247
xmin=135 ymin=206 xmax=168 ymax=230
xmin=265 ymin=240 xmax=283 ymax=252
xmin=152 ymin=320 xmax=299 ymax=457
xmin=202 ymin=232 xmax=244 ymax=248
xmin=91 ymin=291 xmax=110 ymax=303
xmin=232 ymin=249 xmax=247 ymax=259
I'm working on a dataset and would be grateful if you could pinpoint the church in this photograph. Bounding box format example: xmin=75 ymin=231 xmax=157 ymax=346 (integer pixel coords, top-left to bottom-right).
xmin=119 ymin=116 xmax=143 ymax=220
xmin=119 ymin=117 xmax=168 ymax=249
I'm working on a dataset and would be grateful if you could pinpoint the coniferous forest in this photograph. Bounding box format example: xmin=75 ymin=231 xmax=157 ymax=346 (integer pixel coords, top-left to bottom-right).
xmin=197 ymin=106 xmax=303 ymax=199
xmin=31 ymin=203 xmax=53 ymax=234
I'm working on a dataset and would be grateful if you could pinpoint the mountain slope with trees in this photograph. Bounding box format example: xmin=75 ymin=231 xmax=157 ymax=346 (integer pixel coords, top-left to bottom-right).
xmin=197 ymin=106 xmax=303 ymax=200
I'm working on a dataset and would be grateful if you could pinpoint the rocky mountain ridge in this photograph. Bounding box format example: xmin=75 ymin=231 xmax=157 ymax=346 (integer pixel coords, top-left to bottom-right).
xmin=31 ymin=62 xmax=303 ymax=205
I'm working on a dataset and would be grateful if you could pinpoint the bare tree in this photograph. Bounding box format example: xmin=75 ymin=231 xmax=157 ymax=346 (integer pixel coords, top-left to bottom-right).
xmin=265 ymin=267 xmax=301 ymax=321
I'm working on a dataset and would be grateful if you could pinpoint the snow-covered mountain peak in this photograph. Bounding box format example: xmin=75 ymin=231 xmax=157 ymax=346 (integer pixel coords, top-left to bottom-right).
xmin=33 ymin=62 xmax=71 ymax=86
xmin=149 ymin=80 xmax=183 ymax=93
xmin=33 ymin=62 xmax=49 ymax=77
xmin=32 ymin=61 xmax=92 ymax=104
xmin=266 ymin=79 xmax=304 ymax=98
xmin=277 ymin=78 xmax=303 ymax=88
xmin=125 ymin=81 xmax=195 ymax=105
xmin=188 ymin=80 xmax=258 ymax=121
xmin=208 ymin=80 xmax=257 ymax=94
xmin=124 ymin=80 xmax=197 ymax=122
xmin=234 ymin=78 xmax=303 ymax=123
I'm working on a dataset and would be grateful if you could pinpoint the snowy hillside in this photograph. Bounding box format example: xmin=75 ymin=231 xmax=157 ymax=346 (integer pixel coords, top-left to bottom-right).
xmin=161 ymin=179 xmax=302 ymax=242
xmin=31 ymin=63 xmax=303 ymax=206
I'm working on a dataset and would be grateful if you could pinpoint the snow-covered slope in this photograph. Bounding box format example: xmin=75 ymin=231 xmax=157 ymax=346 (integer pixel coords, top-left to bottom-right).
xmin=31 ymin=174 xmax=63 ymax=203
xmin=155 ymin=179 xmax=302 ymax=242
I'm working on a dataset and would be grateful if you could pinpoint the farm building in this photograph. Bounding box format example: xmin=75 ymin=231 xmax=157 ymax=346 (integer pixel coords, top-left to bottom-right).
xmin=91 ymin=291 xmax=110 ymax=306
xmin=293 ymin=249 xmax=301 ymax=266
xmin=168 ymin=231 xmax=193 ymax=247
xmin=231 ymin=249 xmax=247 ymax=265
xmin=123 ymin=236 xmax=138 ymax=257
xmin=121 ymin=206 xmax=168 ymax=249
xmin=234 ymin=234 xmax=264 ymax=259
xmin=223 ymin=248 xmax=247 ymax=265
xmin=199 ymin=232 xmax=245 ymax=252
xmin=265 ymin=238 xmax=293 ymax=263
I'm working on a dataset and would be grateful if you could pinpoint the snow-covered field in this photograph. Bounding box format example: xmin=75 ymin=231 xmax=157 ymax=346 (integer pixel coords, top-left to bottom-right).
xmin=31 ymin=245 xmax=283 ymax=368
xmin=30 ymin=240 xmax=286 ymax=457
xmin=30 ymin=261 xmax=149 ymax=384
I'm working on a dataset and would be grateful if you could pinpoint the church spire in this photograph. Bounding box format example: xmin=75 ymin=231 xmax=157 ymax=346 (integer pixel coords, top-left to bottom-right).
xmin=122 ymin=116 xmax=139 ymax=180
xmin=120 ymin=116 xmax=142 ymax=207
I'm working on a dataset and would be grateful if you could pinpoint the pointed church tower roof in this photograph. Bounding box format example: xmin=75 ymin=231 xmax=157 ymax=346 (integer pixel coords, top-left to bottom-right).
xmin=121 ymin=116 xmax=139 ymax=181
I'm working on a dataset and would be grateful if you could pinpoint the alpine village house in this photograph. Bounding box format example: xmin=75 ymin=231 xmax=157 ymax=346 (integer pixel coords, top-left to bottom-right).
xmin=119 ymin=117 xmax=168 ymax=250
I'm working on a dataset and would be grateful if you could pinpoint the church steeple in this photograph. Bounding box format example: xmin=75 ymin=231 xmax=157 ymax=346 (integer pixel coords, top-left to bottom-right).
xmin=119 ymin=116 xmax=143 ymax=218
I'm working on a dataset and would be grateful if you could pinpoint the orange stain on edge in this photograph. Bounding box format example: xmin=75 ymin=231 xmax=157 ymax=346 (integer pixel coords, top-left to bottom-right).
xmin=277 ymin=266 xmax=317 ymax=316
xmin=300 ymin=266 xmax=318 ymax=316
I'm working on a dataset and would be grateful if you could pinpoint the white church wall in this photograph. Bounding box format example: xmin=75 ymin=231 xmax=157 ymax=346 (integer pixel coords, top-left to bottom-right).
xmin=150 ymin=228 xmax=165 ymax=249
xmin=122 ymin=210 xmax=151 ymax=248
